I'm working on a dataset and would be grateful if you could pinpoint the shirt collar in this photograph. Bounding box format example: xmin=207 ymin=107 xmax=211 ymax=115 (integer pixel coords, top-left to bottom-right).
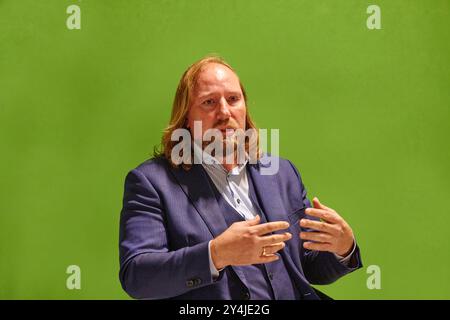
xmin=193 ymin=141 xmax=248 ymax=176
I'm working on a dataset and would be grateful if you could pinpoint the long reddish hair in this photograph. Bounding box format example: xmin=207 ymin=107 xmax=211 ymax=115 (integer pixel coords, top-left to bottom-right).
xmin=154 ymin=55 xmax=261 ymax=168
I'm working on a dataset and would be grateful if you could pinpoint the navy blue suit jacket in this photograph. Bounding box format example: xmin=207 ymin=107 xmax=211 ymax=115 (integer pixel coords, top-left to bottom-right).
xmin=119 ymin=154 xmax=362 ymax=299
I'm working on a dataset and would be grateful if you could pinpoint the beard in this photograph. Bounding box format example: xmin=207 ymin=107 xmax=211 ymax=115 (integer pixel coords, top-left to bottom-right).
xmin=200 ymin=129 xmax=248 ymax=166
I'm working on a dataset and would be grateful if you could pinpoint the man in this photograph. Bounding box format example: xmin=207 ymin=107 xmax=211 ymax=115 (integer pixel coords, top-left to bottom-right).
xmin=119 ymin=56 xmax=362 ymax=300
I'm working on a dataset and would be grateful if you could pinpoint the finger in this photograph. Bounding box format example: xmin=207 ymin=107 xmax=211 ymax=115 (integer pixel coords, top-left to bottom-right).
xmin=259 ymin=232 xmax=292 ymax=246
xmin=299 ymin=219 xmax=340 ymax=236
xmin=251 ymin=221 xmax=290 ymax=236
xmin=262 ymin=242 xmax=286 ymax=255
xmin=300 ymin=231 xmax=333 ymax=243
xmin=304 ymin=208 xmax=341 ymax=224
xmin=313 ymin=197 xmax=336 ymax=213
xmin=245 ymin=214 xmax=261 ymax=226
xmin=303 ymin=241 xmax=332 ymax=252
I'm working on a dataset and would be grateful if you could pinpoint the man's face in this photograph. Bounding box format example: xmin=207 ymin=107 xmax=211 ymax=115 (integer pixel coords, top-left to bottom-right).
xmin=186 ymin=63 xmax=246 ymax=140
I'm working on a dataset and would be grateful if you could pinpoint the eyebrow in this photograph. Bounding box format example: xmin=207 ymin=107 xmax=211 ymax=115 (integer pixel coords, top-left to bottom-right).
xmin=196 ymin=91 xmax=242 ymax=100
xmin=196 ymin=93 xmax=215 ymax=100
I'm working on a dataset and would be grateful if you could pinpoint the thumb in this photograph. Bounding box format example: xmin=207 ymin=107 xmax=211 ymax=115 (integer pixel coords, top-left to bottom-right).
xmin=246 ymin=214 xmax=261 ymax=226
xmin=312 ymin=197 xmax=323 ymax=209
xmin=313 ymin=197 xmax=334 ymax=212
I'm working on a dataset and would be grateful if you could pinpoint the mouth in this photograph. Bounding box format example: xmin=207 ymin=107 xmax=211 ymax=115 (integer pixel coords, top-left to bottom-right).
xmin=219 ymin=128 xmax=236 ymax=137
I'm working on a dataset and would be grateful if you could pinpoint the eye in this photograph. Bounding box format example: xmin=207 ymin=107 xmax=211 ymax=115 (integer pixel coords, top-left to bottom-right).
xmin=202 ymin=98 xmax=215 ymax=106
xmin=228 ymin=95 xmax=241 ymax=104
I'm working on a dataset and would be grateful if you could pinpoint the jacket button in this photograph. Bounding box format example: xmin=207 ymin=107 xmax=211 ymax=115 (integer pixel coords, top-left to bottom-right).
xmin=242 ymin=292 xmax=250 ymax=300
xmin=186 ymin=280 xmax=194 ymax=288
xmin=194 ymin=278 xmax=202 ymax=286
xmin=268 ymin=273 xmax=274 ymax=280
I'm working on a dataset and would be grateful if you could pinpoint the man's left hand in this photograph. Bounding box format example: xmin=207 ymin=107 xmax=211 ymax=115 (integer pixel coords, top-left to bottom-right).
xmin=299 ymin=197 xmax=354 ymax=257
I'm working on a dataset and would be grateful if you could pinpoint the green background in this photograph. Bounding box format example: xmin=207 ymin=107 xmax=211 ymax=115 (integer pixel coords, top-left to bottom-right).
xmin=1 ymin=0 xmax=449 ymax=299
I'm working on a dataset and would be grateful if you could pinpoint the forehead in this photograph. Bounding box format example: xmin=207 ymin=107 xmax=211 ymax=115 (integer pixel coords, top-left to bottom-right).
xmin=194 ymin=63 xmax=241 ymax=93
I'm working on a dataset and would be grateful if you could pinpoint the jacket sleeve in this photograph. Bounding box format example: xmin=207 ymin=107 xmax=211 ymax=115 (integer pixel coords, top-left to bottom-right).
xmin=119 ymin=169 xmax=214 ymax=299
xmin=287 ymin=160 xmax=363 ymax=285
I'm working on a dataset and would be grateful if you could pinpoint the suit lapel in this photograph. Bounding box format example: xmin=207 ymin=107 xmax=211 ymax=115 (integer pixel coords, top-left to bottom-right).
xmin=247 ymin=163 xmax=290 ymax=226
xmin=169 ymin=164 xmax=229 ymax=238
xmin=169 ymin=160 xmax=293 ymax=237
xmin=247 ymin=160 xmax=300 ymax=275
xmin=169 ymin=163 xmax=252 ymax=286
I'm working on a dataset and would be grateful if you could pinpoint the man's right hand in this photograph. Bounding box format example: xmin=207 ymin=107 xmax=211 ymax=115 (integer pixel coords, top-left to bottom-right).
xmin=210 ymin=215 xmax=292 ymax=270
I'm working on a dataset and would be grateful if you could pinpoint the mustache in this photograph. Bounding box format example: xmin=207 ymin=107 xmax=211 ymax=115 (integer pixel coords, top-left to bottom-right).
xmin=213 ymin=120 xmax=239 ymax=130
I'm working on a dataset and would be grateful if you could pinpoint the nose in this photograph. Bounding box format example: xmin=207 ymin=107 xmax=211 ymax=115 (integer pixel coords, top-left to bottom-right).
xmin=217 ymin=97 xmax=231 ymax=120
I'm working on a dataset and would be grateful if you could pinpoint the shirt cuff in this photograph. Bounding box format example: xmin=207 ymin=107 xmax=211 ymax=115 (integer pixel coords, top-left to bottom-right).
xmin=208 ymin=240 xmax=222 ymax=279
xmin=333 ymin=239 xmax=357 ymax=266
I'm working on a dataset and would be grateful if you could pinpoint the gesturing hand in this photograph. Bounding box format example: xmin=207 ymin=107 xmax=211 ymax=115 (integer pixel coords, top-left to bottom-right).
xmin=299 ymin=197 xmax=354 ymax=257
xmin=210 ymin=215 xmax=292 ymax=270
